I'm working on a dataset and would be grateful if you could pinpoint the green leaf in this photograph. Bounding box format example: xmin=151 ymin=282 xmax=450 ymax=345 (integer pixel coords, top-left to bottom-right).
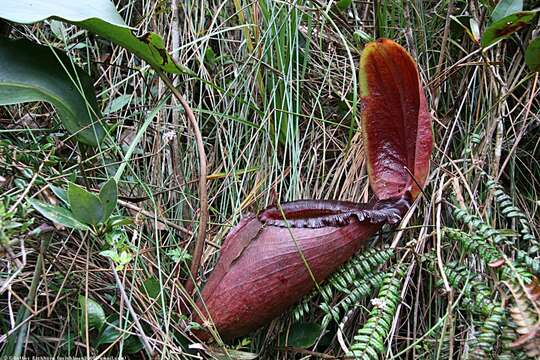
xmin=208 ymin=348 xmax=259 ymax=360
xmin=481 ymin=11 xmax=537 ymax=48
xmin=49 ymin=185 xmax=69 ymax=205
xmin=99 ymin=178 xmax=117 ymax=222
xmin=108 ymin=216 xmax=133 ymax=228
xmin=104 ymin=94 xmax=132 ymax=114
xmin=335 ymin=0 xmax=353 ymax=11
xmin=99 ymin=250 xmax=118 ymax=259
xmin=0 ymin=0 xmax=183 ymax=74
xmin=28 ymin=198 xmax=90 ymax=230
xmin=79 ymin=296 xmax=106 ymax=331
xmin=68 ymin=182 xmax=104 ymax=225
xmin=123 ymin=335 xmax=144 ymax=354
xmin=525 ymin=37 xmax=540 ymax=72
xmin=96 ymin=320 xmax=122 ymax=346
xmin=283 ymin=323 xmax=322 ymax=348
xmin=142 ymin=277 xmax=161 ymax=300
xmin=491 ymin=0 xmax=522 ymax=22
xmin=0 ymin=38 xmax=105 ymax=146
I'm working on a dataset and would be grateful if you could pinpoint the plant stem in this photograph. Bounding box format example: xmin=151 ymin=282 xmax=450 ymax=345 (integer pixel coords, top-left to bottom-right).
xmin=157 ymin=71 xmax=208 ymax=295
xmin=13 ymin=230 xmax=52 ymax=357
xmin=110 ymin=260 xmax=154 ymax=357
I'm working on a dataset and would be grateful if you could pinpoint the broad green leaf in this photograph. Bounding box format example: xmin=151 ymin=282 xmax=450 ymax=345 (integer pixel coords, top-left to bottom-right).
xmin=97 ymin=320 xmax=122 ymax=346
xmin=104 ymin=94 xmax=132 ymax=114
xmin=28 ymin=198 xmax=90 ymax=230
xmin=68 ymin=182 xmax=104 ymax=225
xmin=49 ymin=185 xmax=69 ymax=205
xmin=108 ymin=216 xmax=133 ymax=228
xmin=491 ymin=0 xmax=522 ymax=22
xmin=123 ymin=335 xmax=144 ymax=354
xmin=335 ymin=0 xmax=353 ymax=11
xmin=0 ymin=38 xmax=105 ymax=145
xmin=142 ymin=277 xmax=161 ymax=300
xmin=525 ymin=37 xmax=540 ymax=72
xmin=481 ymin=11 xmax=537 ymax=48
xmin=79 ymin=296 xmax=106 ymax=331
xmin=99 ymin=178 xmax=117 ymax=221
xmin=0 ymin=0 xmax=182 ymax=74
xmin=283 ymin=323 xmax=322 ymax=348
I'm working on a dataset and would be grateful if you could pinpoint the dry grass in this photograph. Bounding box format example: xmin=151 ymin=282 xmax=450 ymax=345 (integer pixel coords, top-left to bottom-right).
xmin=1 ymin=0 xmax=539 ymax=358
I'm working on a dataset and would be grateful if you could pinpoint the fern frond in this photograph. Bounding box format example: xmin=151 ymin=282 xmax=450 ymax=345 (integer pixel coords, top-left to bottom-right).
xmin=504 ymin=278 xmax=540 ymax=358
xmin=516 ymin=250 xmax=540 ymax=276
xmin=469 ymin=306 xmax=506 ymax=359
xmin=499 ymin=320 xmax=530 ymax=360
xmin=347 ymin=266 xmax=405 ymax=359
xmin=446 ymin=227 xmax=534 ymax=282
xmin=320 ymin=271 xmax=387 ymax=328
xmin=292 ymin=246 xmax=395 ymax=321
xmin=426 ymin=258 xmax=499 ymax=317
xmin=446 ymin=227 xmax=501 ymax=264
xmin=453 ymin=207 xmax=510 ymax=245
xmin=486 ymin=179 xmax=538 ymax=253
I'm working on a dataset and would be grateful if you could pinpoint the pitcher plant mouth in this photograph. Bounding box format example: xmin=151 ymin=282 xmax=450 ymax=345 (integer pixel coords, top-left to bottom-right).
xmin=259 ymin=193 xmax=412 ymax=228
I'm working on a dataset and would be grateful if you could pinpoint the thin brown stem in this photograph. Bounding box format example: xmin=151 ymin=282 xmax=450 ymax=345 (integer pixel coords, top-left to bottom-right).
xmin=109 ymin=260 xmax=154 ymax=357
xmin=157 ymin=71 xmax=208 ymax=295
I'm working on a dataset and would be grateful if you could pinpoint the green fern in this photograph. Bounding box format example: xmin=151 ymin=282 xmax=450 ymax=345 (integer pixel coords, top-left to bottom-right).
xmin=320 ymin=271 xmax=387 ymax=328
xmin=446 ymin=227 xmax=501 ymax=264
xmin=347 ymin=265 xmax=405 ymax=359
xmin=453 ymin=207 xmax=510 ymax=245
xmin=498 ymin=320 xmax=530 ymax=360
xmin=446 ymin=227 xmax=534 ymax=282
xmin=469 ymin=306 xmax=506 ymax=359
xmin=486 ymin=179 xmax=538 ymax=253
xmin=515 ymin=250 xmax=540 ymax=276
xmin=292 ymin=247 xmax=395 ymax=321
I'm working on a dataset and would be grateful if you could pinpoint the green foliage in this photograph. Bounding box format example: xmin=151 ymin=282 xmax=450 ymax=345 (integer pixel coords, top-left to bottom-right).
xmin=30 ymin=180 xmax=118 ymax=230
xmin=320 ymin=271 xmax=387 ymax=328
xmin=28 ymin=198 xmax=90 ymax=230
xmin=281 ymin=323 xmax=322 ymax=348
xmin=486 ymin=178 xmax=538 ymax=252
xmin=453 ymin=207 xmax=510 ymax=245
xmin=0 ymin=202 xmax=32 ymax=246
xmin=0 ymin=0 xmax=183 ymax=74
xmin=525 ymin=37 xmax=540 ymax=72
xmin=432 ymin=184 xmax=539 ymax=358
xmin=167 ymin=248 xmax=192 ymax=263
xmin=142 ymin=277 xmax=162 ymax=300
xmin=0 ymin=38 xmax=105 ymax=145
xmin=445 ymin=227 xmax=534 ymax=282
xmin=469 ymin=306 xmax=506 ymax=359
xmin=100 ymin=229 xmax=134 ymax=270
xmin=78 ymin=296 xmax=106 ymax=332
xmin=68 ymin=182 xmax=105 ymax=226
xmin=292 ymin=247 xmax=395 ymax=321
xmin=347 ymin=266 xmax=405 ymax=359
xmin=99 ymin=178 xmax=118 ymax=221
xmin=481 ymin=11 xmax=537 ymax=48
xmin=490 ymin=0 xmax=523 ymax=21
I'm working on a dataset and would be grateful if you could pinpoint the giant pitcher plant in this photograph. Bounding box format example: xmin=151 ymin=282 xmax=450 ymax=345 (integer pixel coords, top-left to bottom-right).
xmin=193 ymin=39 xmax=433 ymax=341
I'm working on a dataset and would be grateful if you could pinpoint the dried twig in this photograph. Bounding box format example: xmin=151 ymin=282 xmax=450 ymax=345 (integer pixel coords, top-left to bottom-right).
xmin=13 ymin=227 xmax=53 ymax=357
xmin=109 ymin=260 xmax=154 ymax=357
xmin=157 ymin=72 xmax=208 ymax=296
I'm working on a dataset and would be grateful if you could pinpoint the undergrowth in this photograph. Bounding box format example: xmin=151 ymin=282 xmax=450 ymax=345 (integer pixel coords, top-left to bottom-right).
xmin=1 ymin=0 xmax=539 ymax=359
